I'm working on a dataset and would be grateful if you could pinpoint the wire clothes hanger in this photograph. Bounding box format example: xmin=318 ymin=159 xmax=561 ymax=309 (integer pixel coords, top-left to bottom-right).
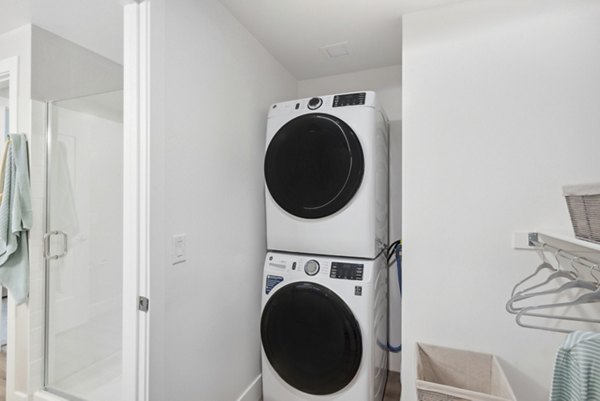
xmin=508 ymin=235 xmax=600 ymax=333
xmin=510 ymin=246 xmax=555 ymax=297
xmin=516 ymin=264 xmax=600 ymax=334
xmin=508 ymin=256 xmax=598 ymax=314
xmin=506 ymin=248 xmax=579 ymax=314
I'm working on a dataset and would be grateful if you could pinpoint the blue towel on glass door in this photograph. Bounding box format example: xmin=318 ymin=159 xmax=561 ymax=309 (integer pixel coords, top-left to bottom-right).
xmin=0 ymin=134 xmax=31 ymax=304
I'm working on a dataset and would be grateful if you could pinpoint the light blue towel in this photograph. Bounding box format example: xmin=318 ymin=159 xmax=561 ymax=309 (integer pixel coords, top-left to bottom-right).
xmin=551 ymin=331 xmax=600 ymax=401
xmin=0 ymin=134 xmax=31 ymax=304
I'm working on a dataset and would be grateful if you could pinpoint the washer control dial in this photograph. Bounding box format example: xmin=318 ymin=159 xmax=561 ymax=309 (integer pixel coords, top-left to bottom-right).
xmin=304 ymin=260 xmax=320 ymax=276
xmin=307 ymin=97 xmax=323 ymax=110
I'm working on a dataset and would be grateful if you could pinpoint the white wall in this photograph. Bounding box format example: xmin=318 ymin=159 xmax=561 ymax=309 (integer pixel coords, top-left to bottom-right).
xmin=31 ymin=26 xmax=123 ymax=102
xmin=402 ymin=1 xmax=600 ymax=400
xmin=0 ymin=25 xmax=31 ymax=137
xmin=148 ymin=1 xmax=297 ymax=400
xmin=298 ymin=65 xmax=403 ymax=372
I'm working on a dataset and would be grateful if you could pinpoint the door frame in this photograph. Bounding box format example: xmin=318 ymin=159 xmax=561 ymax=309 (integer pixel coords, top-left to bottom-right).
xmin=36 ymin=2 xmax=151 ymax=394
xmin=123 ymin=2 xmax=151 ymax=401
xmin=0 ymin=55 xmax=24 ymax=401
xmin=0 ymin=6 xmax=151 ymax=401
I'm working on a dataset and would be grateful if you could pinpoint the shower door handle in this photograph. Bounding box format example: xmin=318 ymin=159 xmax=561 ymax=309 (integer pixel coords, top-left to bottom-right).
xmin=44 ymin=230 xmax=69 ymax=260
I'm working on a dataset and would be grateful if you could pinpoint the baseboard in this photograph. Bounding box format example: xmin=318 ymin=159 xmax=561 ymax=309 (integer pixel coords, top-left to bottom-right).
xmin=32 ymin=391 xmax=66 ymax=401
xmin=12 ymin=391 xmax=29 ymax=401
xmin=236 ymin=374 xmax=262 ymax=401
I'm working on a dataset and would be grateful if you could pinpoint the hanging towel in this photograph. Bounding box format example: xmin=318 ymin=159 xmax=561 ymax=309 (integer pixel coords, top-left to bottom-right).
xmin=0 ymin=138 xmax=10 ymax=204
xmin=550 ymin=331 xmax=600 ymax=401
xmin=0 ymin=134 xmax=31 ymax=304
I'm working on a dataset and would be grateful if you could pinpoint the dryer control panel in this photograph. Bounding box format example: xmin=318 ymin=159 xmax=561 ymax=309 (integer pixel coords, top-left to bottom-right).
xmin=333 ymin=92 xmax=366 ymax=107
xmin=330 ymin=262 xmax=364 ymax=281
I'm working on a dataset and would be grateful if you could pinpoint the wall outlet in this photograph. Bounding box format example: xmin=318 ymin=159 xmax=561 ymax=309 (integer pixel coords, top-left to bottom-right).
xmin=172 ymin=234 xmax=186 ymax=265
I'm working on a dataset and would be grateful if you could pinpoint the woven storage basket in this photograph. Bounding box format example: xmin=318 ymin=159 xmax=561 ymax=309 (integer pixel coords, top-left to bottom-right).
xmin=416 ymin=343 xmax=517 ymax=401
xmin=563 ymin=183 xmax=600 ymax=244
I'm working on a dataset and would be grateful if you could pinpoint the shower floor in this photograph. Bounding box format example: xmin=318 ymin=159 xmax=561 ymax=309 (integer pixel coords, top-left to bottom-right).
xmin=51 ymin=352 xmax=121 ymax=401
xmin=47 ymin=307 xmax=122 ymax=401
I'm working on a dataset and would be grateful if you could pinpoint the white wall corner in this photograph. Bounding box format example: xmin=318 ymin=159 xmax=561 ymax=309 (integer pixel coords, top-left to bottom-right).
xmin=236 ymin=375 xmax=262 ymax=401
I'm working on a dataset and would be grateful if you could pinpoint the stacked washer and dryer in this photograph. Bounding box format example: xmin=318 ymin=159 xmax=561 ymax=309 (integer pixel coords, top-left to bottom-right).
xmin=261 ymin=91 xmax=390 ymax=401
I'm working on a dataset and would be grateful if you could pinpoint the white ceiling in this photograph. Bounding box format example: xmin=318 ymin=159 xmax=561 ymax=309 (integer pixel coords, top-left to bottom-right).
xmin=219 ymin=0 xmax=467 ymax=80
xmin=0 ymin=0 xmax=123 ymax=64
xmin=0 ymin=0 xmax=30 ymax=36
xmin=0 ymin=0 xmax=467 ymax=79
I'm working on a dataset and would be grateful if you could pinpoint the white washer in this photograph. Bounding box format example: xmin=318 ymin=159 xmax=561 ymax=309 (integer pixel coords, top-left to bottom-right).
xmin=260 ymin=251 xmax=388 ymax=401
xmin=264 ymin=92 xmax=389 ymax=259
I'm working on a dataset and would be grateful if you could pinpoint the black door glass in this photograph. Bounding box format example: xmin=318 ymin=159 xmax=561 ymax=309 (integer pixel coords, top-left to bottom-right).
xmin=264 ymin=113 xmax=364 ymax=219
xmin=261 ymin=282 xmax=362 ymax=395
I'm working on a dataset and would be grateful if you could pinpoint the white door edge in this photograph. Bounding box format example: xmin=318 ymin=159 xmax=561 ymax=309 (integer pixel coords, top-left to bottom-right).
xmin=123 ymin=2 xmax=151 ymax=401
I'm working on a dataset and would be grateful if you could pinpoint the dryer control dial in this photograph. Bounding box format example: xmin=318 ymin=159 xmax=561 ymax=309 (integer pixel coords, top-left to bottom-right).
xmin=304 ymin=260 xmax=320 ymax=276
xmin=307 ymin=97 xmax=323 ymax=110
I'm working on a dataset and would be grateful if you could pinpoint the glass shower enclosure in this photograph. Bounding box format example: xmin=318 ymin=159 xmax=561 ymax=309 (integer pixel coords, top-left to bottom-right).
xmin=44 ymin=90 xmax=124 ymax=401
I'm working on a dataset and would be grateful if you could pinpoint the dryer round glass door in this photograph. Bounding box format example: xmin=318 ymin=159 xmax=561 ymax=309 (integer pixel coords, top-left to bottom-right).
xmin=264 ymin=113 xmax=364 ymax=219
xmin=260 ymin=282 xmax=362 ymax=395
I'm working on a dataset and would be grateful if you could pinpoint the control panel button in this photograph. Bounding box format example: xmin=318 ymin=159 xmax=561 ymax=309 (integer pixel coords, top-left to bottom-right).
xmin=307 ymin=97 xmax=323 ymax=110
xmin=304 ymin=260 xmax=320 ymax=276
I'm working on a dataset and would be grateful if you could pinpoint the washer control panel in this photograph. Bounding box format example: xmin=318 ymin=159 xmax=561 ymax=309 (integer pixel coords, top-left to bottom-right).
xmin=330 ymin=262 xmax=364 ymax=281
xmin=265 ymin=253 xmax=373 ymax=283
xmin=333 ymin=92 xmax=366 ymax=107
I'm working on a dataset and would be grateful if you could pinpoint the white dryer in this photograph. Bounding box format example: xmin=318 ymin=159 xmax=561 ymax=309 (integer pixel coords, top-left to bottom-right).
xmin=260 ymin=251 xmax=388 ymax=401
xmin=264 ymin=92 xmax=389 ymax=259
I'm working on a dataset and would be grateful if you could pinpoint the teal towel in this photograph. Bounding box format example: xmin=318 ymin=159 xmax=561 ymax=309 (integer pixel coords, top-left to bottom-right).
xmin=551 ymin=331 xmax=600 ymax=401
xmin=0 ymin=134 xmax=31 ymax=304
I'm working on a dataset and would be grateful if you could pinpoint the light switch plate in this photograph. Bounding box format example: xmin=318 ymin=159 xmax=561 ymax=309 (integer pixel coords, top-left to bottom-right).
xmin=172 ymin=234 xmax=186 ymax=265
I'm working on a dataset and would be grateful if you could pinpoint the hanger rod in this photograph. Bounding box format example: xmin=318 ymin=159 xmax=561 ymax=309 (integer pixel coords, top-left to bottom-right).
xmin=529 ymin=233 xmax=599 ymax=272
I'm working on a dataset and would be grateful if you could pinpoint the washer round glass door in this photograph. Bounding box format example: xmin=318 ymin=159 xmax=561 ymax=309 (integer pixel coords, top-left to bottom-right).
xmin=264 ymin=113 xmax=364 ymax=219
xmin=260 ymin=282 xmax=362 ymax=395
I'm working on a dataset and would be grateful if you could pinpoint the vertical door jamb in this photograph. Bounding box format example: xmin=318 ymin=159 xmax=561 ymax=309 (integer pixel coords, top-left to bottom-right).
xmin=123 ymin=2 xmax=151 ymax=401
